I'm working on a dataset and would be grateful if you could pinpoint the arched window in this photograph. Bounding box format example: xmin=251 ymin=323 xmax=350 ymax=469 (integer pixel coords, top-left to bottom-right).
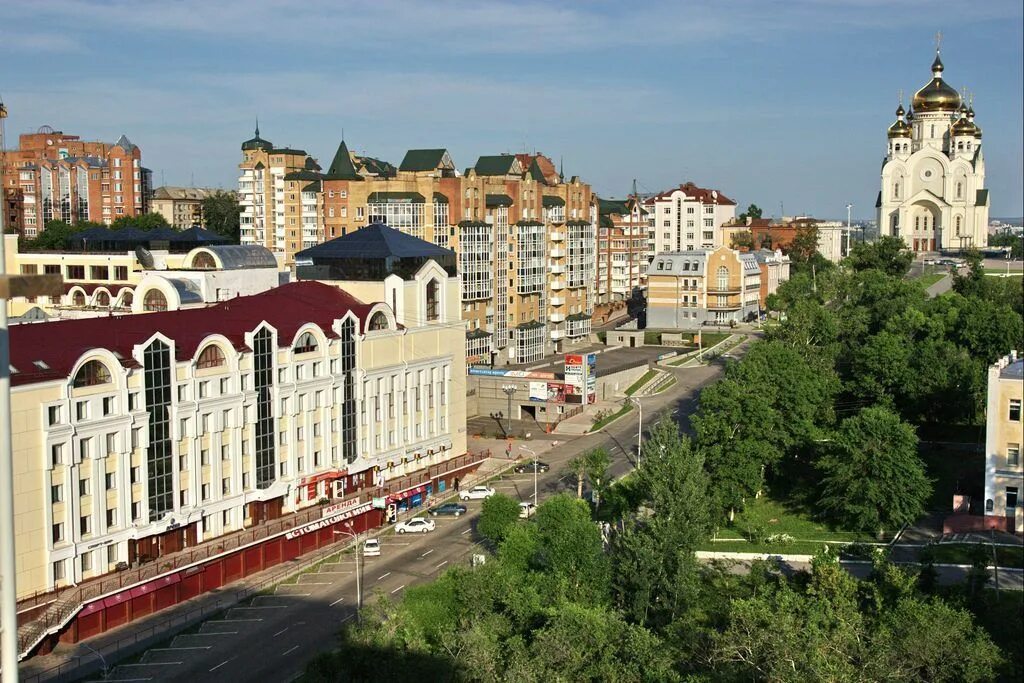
xmin=986 ymin=499 xmax=994 ymax=513
xmin=72 ymin=291 xmax=86 ymax=307
xmin=368 ymin=312 xmax=389 ymax=331
xmin=956 ymin=182 xmax=962 ymax=199
xmin=914 ymin=216 xmax=920 ymax=231
xmin=716 ymin=266 xmax=729 ymax=291
xmin=294 ymin=331 xmax=318 ymax=354
xmin=196 ymin=345 xmax=226 ymax=369
xmin=144 ymin=289 xmax=168 ymax=312
xmin=95 ymin=290 xmax=110 ymax=307
xmin=425 ymin=279 xmax=440 ymax=322
xmin=955 ymin=216 xmax=961 ymax=236
xmin=73 ymin=360 xmax=112 ymax=388
xmin=893 ymin=182 xmax=900 ymax=199
xmin=120 ymin=290 xmax=133 ymax=308
xmin=192 ymin=252 xmax=216 ymax=270
xmin=967 ymin=141 xmax=972 ymax=150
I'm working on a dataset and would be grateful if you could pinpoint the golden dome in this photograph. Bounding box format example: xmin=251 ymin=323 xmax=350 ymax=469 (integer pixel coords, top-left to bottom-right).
xmin=912 ymin=52 xmax=962 ymax=112
xmin=951 ymin=117 xmax=978 ymax=136
xmin=888 ymin=120 xmax=911 ymax=138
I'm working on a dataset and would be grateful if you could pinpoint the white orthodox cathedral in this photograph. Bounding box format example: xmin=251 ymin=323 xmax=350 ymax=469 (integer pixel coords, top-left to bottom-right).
xmin=877 ymin=49 xmax=988 ymax=252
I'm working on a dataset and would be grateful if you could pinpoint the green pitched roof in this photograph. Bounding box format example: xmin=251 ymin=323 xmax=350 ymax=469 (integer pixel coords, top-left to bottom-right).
xmin=542 ymin=195 xmax=565 ymax=208
xmin=269 ymin=148 xmax=307 ymax=156
xmin=302 ymin=181 xmax=320 ymax=192
xmin=457 ymin=220 xmax=489 ymax=228
xmin=474 ymin=155 xmax=517 ymax=176
xmin=367 ymin=192 xmax=425 ymax=203
xmin=324 ymin=140 xmax=362 ymax=181
xmin=515 ymin=220 xmax=544 ymax=227
xmin=486 ymin=194 xmax=513 ymax=207
xmin=567 ymin=312 xmax=591 ymax=322
xmin=400 ymin=149 xmax=449 ymax=172
xmin=517 ymin=320 xmax=545 ymax=330
xmin=284 ymin=170 xmax=322 ymax=182
xmin=528 ymin=158 xmax=548 ymax=184
xmin=357 ymin=156 xmax=396 ymax=177
xmin=433 ymin=192 xmax=449 ymax=204
xmin=466 ymin=328 xmax=492 ymax=340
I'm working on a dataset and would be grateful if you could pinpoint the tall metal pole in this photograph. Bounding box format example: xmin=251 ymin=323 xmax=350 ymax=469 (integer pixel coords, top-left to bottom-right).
xmin=629 ymin=398 xmax=642 ymax=468
xmin=0 ymin=96 xmax=21 ymax=683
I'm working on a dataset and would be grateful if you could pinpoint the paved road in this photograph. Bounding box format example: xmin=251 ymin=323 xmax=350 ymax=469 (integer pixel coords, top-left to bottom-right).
xmin=90 ymin=343 xmax=747 ymax=683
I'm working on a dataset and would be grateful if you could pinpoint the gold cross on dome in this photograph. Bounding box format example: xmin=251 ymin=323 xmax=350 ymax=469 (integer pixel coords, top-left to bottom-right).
xmin=935 ymin=30 xmax=943 ymax=52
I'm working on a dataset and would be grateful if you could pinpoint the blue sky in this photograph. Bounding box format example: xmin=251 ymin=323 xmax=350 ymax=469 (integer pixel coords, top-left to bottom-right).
xmin=1 ymin=1 xmax=1021 ymax=220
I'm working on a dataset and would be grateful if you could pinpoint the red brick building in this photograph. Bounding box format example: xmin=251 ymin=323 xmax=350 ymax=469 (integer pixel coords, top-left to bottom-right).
xmin=2 ymin=126 xmax=151 ymax=237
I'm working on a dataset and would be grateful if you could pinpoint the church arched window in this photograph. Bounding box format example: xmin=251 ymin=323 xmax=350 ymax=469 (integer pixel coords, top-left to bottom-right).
xmin=914 ymin=216 xmax=920 ymax=231
xmin=893 ymin=182 xmax=900 ymax=199
xmin=930 ymin=125 xmax=935 ymax=138
xmin=956 ymin=182 xmax=962 ymax=199
xmin=967 ymin=142 xmax=972 ymax=150
xmin=955 ymin=216 xmax=961 ymax=236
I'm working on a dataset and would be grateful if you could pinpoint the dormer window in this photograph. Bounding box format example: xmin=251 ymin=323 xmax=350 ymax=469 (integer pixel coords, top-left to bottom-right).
xmin=73 ymin=360 xmax=111 ymax=388
xmin=426 ymin=280 xmax=440 ymax=322
xmin=368 ymin=312 xmax=390 ymax=331
xmin=294 ymin=332 xmax=318 ymax=354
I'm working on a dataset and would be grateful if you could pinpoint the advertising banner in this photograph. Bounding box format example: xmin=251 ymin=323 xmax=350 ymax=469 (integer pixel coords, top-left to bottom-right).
xmin=564 ymin=354 xmax=585 ymax=403
xmin=286 ymin=502 xmax=373 ymax=540
xmin=547 ymin=382 xmax=566 ymax=403
xmin=586 ymin=353 xmax=598 ymax=405
xmin=529 ymin=381 xmax=547 ymax=402
xmin=468 ymin=368 xmax=557 ymax=380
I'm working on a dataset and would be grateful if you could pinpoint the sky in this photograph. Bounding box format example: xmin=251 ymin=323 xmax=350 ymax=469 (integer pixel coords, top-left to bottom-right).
xmin=1 ymin=0 xmax=1021 ymax=220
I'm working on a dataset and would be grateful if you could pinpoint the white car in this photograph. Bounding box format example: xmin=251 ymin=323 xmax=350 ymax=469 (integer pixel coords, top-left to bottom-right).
xmin=518 ymin=502 xmax=536 ymax=518
xmin=362 ymin=538 xmax=381 ymax=556
xmin=395 ymin=517 xmax=436 ymax=534
xmin=460 ymin=485 xmax=495 ymax=501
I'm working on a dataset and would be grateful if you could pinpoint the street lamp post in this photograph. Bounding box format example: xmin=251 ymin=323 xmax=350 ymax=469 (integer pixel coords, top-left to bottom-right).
xmin=628 ymin=397 xmax=642 ymax=468
xmin=333 ymin=523 xmax=362 ymax=621
xmin=521 ymin=446 xmax=538 ymax=503
xmin=79 ymin=643 xmax=109 ymax=680
xmin=500 ymin=385 xmax=517 ymax=437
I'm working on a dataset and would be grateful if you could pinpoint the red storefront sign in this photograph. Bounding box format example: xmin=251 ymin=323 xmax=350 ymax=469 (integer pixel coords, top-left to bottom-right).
xmin=321 ymin=496 xmax=363 ymax=519
xmin=386 ymin=484 xmax=428 ymax=504
xmin=284 ymin=502 xmax=373 ymax=540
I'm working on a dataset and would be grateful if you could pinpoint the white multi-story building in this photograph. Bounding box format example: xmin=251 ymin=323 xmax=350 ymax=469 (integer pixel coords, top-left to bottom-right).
xmin=645 ymin=182 xmax=737 ymax=255
xmin=877 ymin=48 xmax=989 ymax=252
xmin=984 ymin=352 xmax=1023 ymax=534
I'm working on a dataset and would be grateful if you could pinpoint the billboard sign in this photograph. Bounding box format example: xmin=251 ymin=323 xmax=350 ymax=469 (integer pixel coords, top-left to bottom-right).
xmin=564 ymin=354 xmax=585 ymax=403
xmin=529 ymin=381 xmax=547 ymax=402
xmin=586 ymin=353 xmax=598 ymax=404
xmin=547 ymin=382 xmax=566 ymax=403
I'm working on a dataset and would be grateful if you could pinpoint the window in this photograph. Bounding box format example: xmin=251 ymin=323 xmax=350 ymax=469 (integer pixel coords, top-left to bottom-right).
xmin=80 ymin=515 xmax=91 ymax=536
xmin=222 ymin=477 xmax=231 ymax=495
xmin=131 ymin=466 xmax=140 ymax=484
xmin=1009 ymin=444 xmax=1021 ymax=467
xmin=48 ymin=406 xmax=62 ymax=425
xmin=132 ymin=502 xmax=141 ymax=520
xmin=114 ymin=266 xmax=128 ymax=280
xmin=52 ymin=523 xmax=64 ymax=544
xmin=105 ymin=472 xmax=116 ymax=490
xmin=51 ymin=484 xmax=63 ymax=503
xmin=53 ymin=560 xmax=66 ymax=581
xmin=131 ymin=428 xmax=140 ymax=449
xmin=76 ymin=401 xmax=88 ymax=421
xmin=1008 ymin=487 xmax=1019 ymax=509
xmin=51 ymin=443 xmax=65 ymax=466
xmin=197 ymin=345 xmax=226 ymax=369
xmin=220 ymin=377 xmax=229 ymax=393
xmin=201 ymin=448 xmax=209 ymax=466
xmin=81 ymin=551 xmax=93 ymax=572
xmin=143 ymin=289 xmax=168 ymax=312
xmin=179 ymin=454 xmax=188 ymax=471
xmin=202 ymin=483 xmax=210 ymax=501
xmin=294 ymin=331 xmax=318 ymax=354
xmin=106 ymin=433 xmax=116 ymax=455
xmin=79 ymin=438 xmax=91 ymax=460
xmin=368 ymin=312 xmax=389 ymax=330
xmin=102 ymin=397 xmax=114 ymax=416
xmin=79 ymin=477 xmax=90 ymax=496
xmin=201 ymin=414 xmax=210 ymax=433
xmin=1010 ymin=399 xmax=1022 ymax=422
xmin=107 ymin=545 xmax=118 ymax=565
xmin=73 ymin=360 xmax=111 ymax=388
xmin=106 ymin=508 xmax=117 ymax=528
xmin=426 ymin=279 xmax=440 ymax=322
xmin=716 ymin=266 xmax=729 ymax=291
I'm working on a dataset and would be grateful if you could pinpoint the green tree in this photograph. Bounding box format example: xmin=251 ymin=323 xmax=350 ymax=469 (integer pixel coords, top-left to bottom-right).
xmin=110 ymin=212 xmax=171 ymax=231
xmin=788 ymin=223 xmax=820 ymax=265
xmin=202 ymin=189 xmax=241 ymax=240
xmin=583 ymin=447 xmax=611 ymax=510
xmin=989 ymin=229 xmax=1023 ymax=258
xmin=738 ymin=203 xmax=763 ymax=223
xmin=533 ymin=495 xmax=610 ymax=604
xmin=477 ymin=493 xmax=521 ymax=545
xmin=730 ymin=229 xmax=754 ymax=250
xmin=26 ymin=220 xmax=83 ymax=249
xmin=816 ymin=406 xmax=931 ymax=537
xmin=846 ymin=235 xmax=912 ymax=276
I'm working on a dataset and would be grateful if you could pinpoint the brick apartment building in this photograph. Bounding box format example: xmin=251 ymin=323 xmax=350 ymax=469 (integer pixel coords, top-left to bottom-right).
xmin=596 ymin=197 xmax=649 ymax=305
xmin=2 ymin=126 xmax=151 ymax=236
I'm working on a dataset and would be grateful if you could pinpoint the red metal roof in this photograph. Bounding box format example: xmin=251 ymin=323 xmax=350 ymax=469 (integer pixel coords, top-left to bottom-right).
xmin=650 ymin=182 xmax=736 ymax=206
xmin=9 ymin=281 xmax=376 ymax=386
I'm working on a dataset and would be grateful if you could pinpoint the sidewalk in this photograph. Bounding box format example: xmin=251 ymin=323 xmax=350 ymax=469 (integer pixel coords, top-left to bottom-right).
xmin=18 ymin=454 xmax=515 ymax=683
xmin=553 ymin=399 xmax=624 ymax=435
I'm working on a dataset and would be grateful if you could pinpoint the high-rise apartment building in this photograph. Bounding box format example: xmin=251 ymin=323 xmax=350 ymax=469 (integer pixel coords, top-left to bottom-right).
xmin=241 ymin=133 xmax=597 ymax=364
xmin=645 ymin=182 xmax=737 ymax=254
xmin=596 ymin=197 xmax=650 ymax=305
xmin=2 ymin=126 xmax=150 ymax=235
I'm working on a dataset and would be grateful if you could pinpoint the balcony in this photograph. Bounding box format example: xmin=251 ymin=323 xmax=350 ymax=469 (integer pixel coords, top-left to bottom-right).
xmin=550 ymin=280 xmax=565 ymax=291
xmin=706 ymin=286 xmax=741 ymax=294
xmin=550 ymin=296 xmax=566 ymax=307
xmin=549 ymin=263 xmax=564 ymax=275
xmin=549 ymin=312 xmax=565 ymax=323
xmin=550 ymin=248 xmax=566 ymax=259
xmin=550 ymin=329 xmax=565 ymax=340
xmin=549 ymin=231 xmax=565 ymax=242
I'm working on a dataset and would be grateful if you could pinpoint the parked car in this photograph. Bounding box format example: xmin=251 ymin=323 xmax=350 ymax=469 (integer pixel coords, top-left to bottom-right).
xmin=518 ymin=502 xmax=537 ymax=518
xmin=395 ymin=517 xmax=436 ymax=534
xmin=363 ymin=538 xmax=381 ymax=556
xmin=513 ymin=461 xmax=550 ymax=474
xmin=429 ymin=503 xmax=467 ymax=517
xmin=460 ymin=485 xmax=495 ymax=501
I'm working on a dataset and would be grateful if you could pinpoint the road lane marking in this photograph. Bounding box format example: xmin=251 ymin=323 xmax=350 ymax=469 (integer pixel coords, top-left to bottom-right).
xmin=339 ymin=614 xmax=355 ymax=624
xmin=291 ymin=581 xmax=331 ymax=585
xmin=377 ymin=572 xmax=391 ymax=581
xmin=98 ymin=678 xmax=151 ymax=682
xmin=187 ymin=630 xmax=245 ymax=634
xmin=215 ymin=619 xmax=262 ymax=623
xmin=232 ymin=605 xmax=287 ymax=609
xmin=281 ymin=645 xmax=300 ymax=657
xmin=434 ymin=560 xmax=448 ymax=570
xmin=420 ymin=549 xmax=434 ymax=558
xmin=151 ymin=647 xmax=210 ymax=651
xmin=274 ymin=627 xmax=289 ymax=636
xmin=329 ymin=596 xmax=345 ymax=607
xmin=391 ymin=585 xmax=405 ymax=594
xmin=275 ymin=592 xmax=310 ymax=597
xmin=120 ymin=662 xmax=181 ymax=666
xmin=461 ymin=528 xmax=471 ymax=535
xmin=209 ymin=658 xmax=235 ymax=672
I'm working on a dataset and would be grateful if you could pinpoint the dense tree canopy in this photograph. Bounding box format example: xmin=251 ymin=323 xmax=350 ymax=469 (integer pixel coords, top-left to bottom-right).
xmin=201 ymin=190 xmax=241 ymax=240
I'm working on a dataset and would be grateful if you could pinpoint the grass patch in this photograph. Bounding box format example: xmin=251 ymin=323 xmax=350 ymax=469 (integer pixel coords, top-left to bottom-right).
xmin=699 ymin=332 xmax=731 ymax=348
xmin=590 ymin=402 xmax=634 ymax=432
xmin=643 ymin=330 xmax=663 ymax=345
xmin=985 ymin=272 xmax=1023 ymax=278
xmin=716 ymin=495 xmax=877 ymax=545
xmin=915 ymin=272 xmax=947 ymax=289
xmin=928 ymin=543 xmax=1024 ymax=569
xmin=625 ymin=369 xmax=657 ymax=397
xmin=699 ymin=540 xmax=851 ymax=556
